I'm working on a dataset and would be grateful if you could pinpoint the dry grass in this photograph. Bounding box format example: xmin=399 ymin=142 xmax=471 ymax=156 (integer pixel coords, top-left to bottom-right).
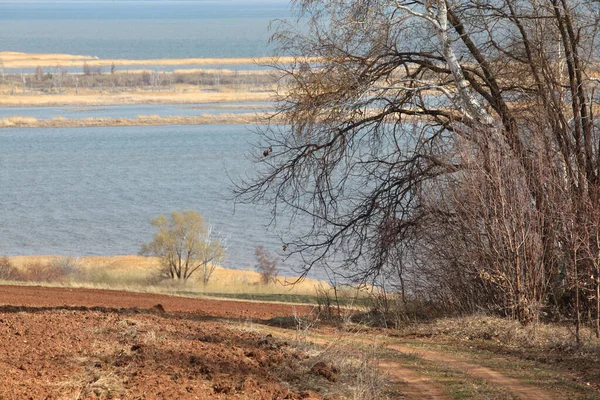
xmin=172 ymin=68 xmax=273 ymax=75
xmin=393 ymin=315 xmax=600 ymax=399
xmin=253 ymin=322 xmax=392 ymax=400
xmin=7 ymin=255 xmax=329 ymax=299
xmin=0 ymin=51 xmax=318 ymax=69
xmin=302 ymin=340 xmax=387 ymax=400
xmin=0 ymin=51 xmax=97 ymax=66
xmin=0 ymin=89 xmax=274 ymax=107
xmin=406 ymin=314 xmax=600 ymax=353
xmin=0 ymin=113 xmax=271 ymax=128
xmin=0 ymin=116 xmax=39 ymax=127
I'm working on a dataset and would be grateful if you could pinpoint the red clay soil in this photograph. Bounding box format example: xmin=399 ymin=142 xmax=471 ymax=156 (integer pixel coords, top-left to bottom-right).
xmin=0 ymin=286 xmax=322 ymax=399
xmin=0 ymin=285 xmax=312 ymax=320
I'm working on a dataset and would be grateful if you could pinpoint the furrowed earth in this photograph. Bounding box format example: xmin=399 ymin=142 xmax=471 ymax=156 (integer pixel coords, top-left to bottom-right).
xmin=0 ymin=285 xmax=598 ymax=400
xmin=0 ymin=286 xmax=316 ymax=399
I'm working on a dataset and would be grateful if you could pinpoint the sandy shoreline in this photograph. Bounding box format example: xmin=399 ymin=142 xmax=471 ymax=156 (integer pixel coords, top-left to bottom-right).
xmin=0 ymin=51 xmax=314 ymax=69
xmin=0 ymin=113 xmax=274 ymax=128
xmin=0 ymin=90 xmax=275 ymax=107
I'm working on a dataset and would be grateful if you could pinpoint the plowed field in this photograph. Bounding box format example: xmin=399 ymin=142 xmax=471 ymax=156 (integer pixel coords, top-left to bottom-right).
xmin=0 ymin=286 xmax=318 ymax=399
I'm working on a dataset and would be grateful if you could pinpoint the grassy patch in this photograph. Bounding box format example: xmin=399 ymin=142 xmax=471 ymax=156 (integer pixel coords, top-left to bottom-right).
xmin=392 ymin=315 xmax=600 ymax=399
xmin=418 ymin=338 xmax=600 ymax=400
xmin=377 ymin=346 xmax=518 ymax=400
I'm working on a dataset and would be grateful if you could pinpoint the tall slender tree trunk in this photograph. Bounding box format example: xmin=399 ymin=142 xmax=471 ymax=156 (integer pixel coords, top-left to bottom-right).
xmin=575 ymin=250 xmax=581 ymax=345
xmin=596 ymin=264 xmax=600 ymax=339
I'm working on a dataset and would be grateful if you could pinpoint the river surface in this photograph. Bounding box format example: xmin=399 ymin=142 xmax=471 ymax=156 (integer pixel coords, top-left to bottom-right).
xmin=0 ymin=2 xmax=320 ymax=278
xmin=0 ymin=1 xmax=292 ymax=59
xmin=0 ymin=124 xmax=314 ymax=276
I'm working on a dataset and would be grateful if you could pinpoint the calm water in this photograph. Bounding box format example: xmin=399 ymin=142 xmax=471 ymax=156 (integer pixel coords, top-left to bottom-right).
xmin=0 ymin=125 xmax=310 ymax=275
xmin=0 ymin=1 xmax=292 ymax=59
xmin=0 ymin=2 xmax=315 ymax=277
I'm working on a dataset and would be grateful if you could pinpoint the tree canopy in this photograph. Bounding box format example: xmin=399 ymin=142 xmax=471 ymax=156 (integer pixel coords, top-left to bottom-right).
xmin=238 ymin=0 xmax=600 ymax=328
xmin=140 ymin=210 xmax=225 ymax=283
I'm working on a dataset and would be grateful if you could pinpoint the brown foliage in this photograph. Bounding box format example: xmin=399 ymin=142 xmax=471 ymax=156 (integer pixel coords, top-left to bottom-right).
xmin=237 ymin=0 xmax=600 ymax=331
xmin=254 ymin=246 xmax=279 ymax=284
xmin=20 ymin=261 xmax=67 ymax=282
xmin=0 ymin=257 xmax=22 ymax=281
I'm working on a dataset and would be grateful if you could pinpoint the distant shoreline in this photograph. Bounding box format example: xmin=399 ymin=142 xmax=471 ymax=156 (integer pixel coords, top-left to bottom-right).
xmin=0 ymin=90 xmax=274 ymax=108
xmin=0 ymin=52 xmax=284 ymax=125
xmin=5 ymin=255 xmax=328 ymax=298
xmin=0 ymin=51 xmax=314 ymax=69
xmin=0 ymin=112 xmax=275 ymax=129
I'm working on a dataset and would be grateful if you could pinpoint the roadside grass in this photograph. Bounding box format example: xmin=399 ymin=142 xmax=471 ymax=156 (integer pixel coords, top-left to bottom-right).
xmin=403 ymin=315 xmax=599 ymax=351
xmin=249 ymin=322 xmax=517 ymax=400
xmin=232 ymin=323 xmax=397 ymax=400
xmin=386 ymin=337 xmax=599 ymax=399
xmin=259 ymin=312 xmax=600 ymax=400
xmin=378 ymin=346 xmax=518 ymax=400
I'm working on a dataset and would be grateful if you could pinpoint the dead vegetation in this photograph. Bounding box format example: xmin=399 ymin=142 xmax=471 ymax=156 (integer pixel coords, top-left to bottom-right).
xmin=0 ymin=88 xmax=273 ymax=107
xmin=0 ymin=113 xmax=272 ymax=128
xmin=406 ymin=315 xmax=600 ymax=352
xmin=0 ymin=255 xmax=330 ymax=299
xmin=0 ymin=53 xmax=281 ymax=108
xmin=0 ymin=51 xmax=316 ymax=69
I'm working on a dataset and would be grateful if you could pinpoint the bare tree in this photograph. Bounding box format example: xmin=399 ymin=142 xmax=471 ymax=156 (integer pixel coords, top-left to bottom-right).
xmin=52 ymin=66 xmax=67 ymax=93
xmin=254 ymin=245 xmax=280 ymax=284
xmin=150 ymin=69 xmax=164 ymax=90
xmin=237 ymin=0 xmax=600 ymax=323
xmin=82 ymin=61 xmax=91 ymax=76
xmin=35 ymin=66 xmax=44 ymax=82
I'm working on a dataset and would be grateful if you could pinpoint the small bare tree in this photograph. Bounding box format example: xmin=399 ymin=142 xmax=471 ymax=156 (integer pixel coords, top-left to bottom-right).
xmin=150 ymin=68 xmax=165 ymax=90
xmin=254 ymin=245 xmax=279 ymax=284
xmin=82 ymin=61 xmax=91 ymax=76
xmin=35 ymin=66 xmax=44 ymax=82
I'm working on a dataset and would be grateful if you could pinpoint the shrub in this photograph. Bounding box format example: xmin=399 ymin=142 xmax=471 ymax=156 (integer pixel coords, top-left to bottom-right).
xmin=0 ymin=256 xmax=22 ymax=281
xmin=21 ymin=260 xmax=72 ymax=282
xmin=49 ymin=256 xmax=80 ymax=276
xmin=254 ymin=246 xmax=279 ymax=284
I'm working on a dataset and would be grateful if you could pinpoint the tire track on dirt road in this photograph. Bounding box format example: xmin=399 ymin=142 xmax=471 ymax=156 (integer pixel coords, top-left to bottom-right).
xmin=266 ymin=326 xmax=556 ymax=400
xmin=265 ymin=328 xmax=450 ymax=400
xmin=378 ymin=360 xmax=451 ymax=400
xmin=386 ymin=343 xmax=555 ymax=400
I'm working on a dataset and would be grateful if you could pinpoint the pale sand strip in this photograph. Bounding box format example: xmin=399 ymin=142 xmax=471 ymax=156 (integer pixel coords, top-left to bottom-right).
xmin=0 ymin=113 xmax=276 ymax=128
xmin=0 ymin=91 xmax=274 ymax=107
xmin=0 ymin=52 xmax=316 ymax=69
